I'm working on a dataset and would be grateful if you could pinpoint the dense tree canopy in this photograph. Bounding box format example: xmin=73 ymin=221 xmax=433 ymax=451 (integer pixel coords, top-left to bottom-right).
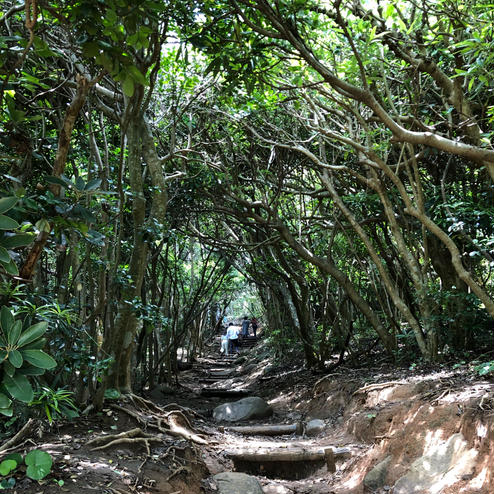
xmin=0 ymin=0 xmax=492 ymax=421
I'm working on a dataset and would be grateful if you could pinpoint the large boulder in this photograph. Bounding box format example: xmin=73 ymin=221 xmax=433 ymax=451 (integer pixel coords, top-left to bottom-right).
xmin=364 ymin=455 xmax=391 ymax=491
xmin=213 ymin=472 xmax=263 ymax=494
xmin=393 ymin=433 xmax=477 ymax=494
xmin=213 ymin=396 xmax=273 ymax=422
xmin=305 ymin=419 xmax=326 ymax=436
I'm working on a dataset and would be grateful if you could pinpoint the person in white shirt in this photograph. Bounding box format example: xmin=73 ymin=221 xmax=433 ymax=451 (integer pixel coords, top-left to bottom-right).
xmin=226 ymin=323 xmax=239 ymax=354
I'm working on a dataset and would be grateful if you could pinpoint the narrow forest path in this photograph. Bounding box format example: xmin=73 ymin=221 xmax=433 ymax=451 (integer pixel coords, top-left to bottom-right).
xmin=172 ymin=334 xmax=367 ymax=494
xmin=5 ymin=335 xmax=492 ymax=494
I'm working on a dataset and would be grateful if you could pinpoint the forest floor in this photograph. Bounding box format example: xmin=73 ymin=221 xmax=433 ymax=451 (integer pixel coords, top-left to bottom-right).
xmin=3 ymin=337 xmax=493 ymax=494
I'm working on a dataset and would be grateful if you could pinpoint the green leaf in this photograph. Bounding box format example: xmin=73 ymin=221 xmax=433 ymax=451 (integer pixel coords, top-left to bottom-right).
xmin=0 ymin=246 xmax=10 ymax=263
xmin=1 ymin=233 xmax=34 ymax=248
xmin=0 ymin=307 xmax=14 ymax=332
xmin=3 ymin=453 xmax=22 ymax=465
xmin=17 ymin=321 xmax=48 ymax=347
xmin=3 ymin=361 xmax=15 ymax=377
xmin=35 ymin=219 xmax=51 ymax=233
xmin=84 ymin=179 xmax=102 ymax=191
xmin=2 ymin=258 xmax=19 ymax=275
xmin=0 ymin=392 xmax=11 ymax=408
xmin=8 ymin=349 xmax=23 ymax=368
xmin=20 ymin=349 xmax=57 ymax=369
xmin=0 ymin=215 xmax=19 ymax=230
xmin=45 ymin=176 xmax=69 ymax=187
xmin=20 ymin=337 xmax=47 ymax=350
xmin=0 ymin=407 xmax=13 ymax=417
xmin=0 ymin=197 xmax=17 ymax=215
xmin=127 ymin=65 xmax=147 ymax=86
xmin=3 ymin=373 xmax=34 ymax=402
xmin=122 ymin=76 xmax=135 ymax=97
xmin=17 ymin=364 xmax=46 ymax=376
xmin=0 ymin=477 xmax=16 ymax=488
xmin=0 ymin=459 xmax=17 ymax=476
xmin=7 ymin=320 xmax=22 ymax=345
xmin=75 ymin=176 xmax=86 ymax=191
xmin=25 ymin=450 xmax=52 ymax=480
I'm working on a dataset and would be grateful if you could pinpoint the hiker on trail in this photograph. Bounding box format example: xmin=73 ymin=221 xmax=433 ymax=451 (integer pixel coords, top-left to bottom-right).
xmin=226 ymin=323 xmax=239 ymax=354
xmin=251 ymin=317 xmax=259 ymax=338
xmin=241 ymin=316 xmax=250 ymax=337
xmin=220 ymin=330 xmax=229 ymax=356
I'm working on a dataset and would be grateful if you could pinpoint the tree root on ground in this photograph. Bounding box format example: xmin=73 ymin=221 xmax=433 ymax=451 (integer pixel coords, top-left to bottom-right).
xmin=87 ymin=394 xmax=210 ymax=458
xmin=0 ymin=419 xmax=38 ymax=454
xmin=86 ymin=427 xmax=165 ymax=455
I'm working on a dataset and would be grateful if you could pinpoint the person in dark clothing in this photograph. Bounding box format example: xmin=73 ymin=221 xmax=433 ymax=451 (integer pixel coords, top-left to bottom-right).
xmin=251 ymin=317 xmax=258 ymax=338
xmin=241 ymin=316 xmax=250 ymax=337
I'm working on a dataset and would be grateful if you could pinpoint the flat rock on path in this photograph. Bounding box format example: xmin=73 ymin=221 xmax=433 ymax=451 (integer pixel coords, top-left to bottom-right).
xmin=213 ymin=472 xmax=263 ymax=494
xmin=213 ymin=396 xmax=273 ymax=422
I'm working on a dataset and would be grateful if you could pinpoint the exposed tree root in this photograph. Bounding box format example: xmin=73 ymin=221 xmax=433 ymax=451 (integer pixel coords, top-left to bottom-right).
xmin=87 ymin=393 xmax=211 ymax=458
xmin=352 ymin=381 xmax=404 ymax=395
xmin=165 ymin=410 xmax=208 ymax=445
xmin=87 ymin=427 xmax=166 ymax=454
xmin=0 ymin=419 xmax=37 ymax=454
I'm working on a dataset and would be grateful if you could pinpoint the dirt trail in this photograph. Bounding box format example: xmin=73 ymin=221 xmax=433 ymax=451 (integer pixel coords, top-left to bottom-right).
xmin=3 ymin=337 xmax=493 ymax=494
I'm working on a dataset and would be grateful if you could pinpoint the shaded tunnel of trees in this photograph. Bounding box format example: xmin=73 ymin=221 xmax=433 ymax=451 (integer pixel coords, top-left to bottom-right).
xmin=0 ymin=0 xmax=493 ymax=420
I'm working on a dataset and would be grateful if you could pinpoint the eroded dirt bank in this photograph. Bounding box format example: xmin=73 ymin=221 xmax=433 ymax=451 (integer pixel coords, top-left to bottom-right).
xmin=4 ymin=344 xmax=493 ymax=494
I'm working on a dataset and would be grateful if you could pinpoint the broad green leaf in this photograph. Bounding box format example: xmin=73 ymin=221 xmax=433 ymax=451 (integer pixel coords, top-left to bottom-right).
xmin=2 ymin=258 xmax=19 ymax=275
xmin=127 ymin=65 xmax=147 ymax=86
xmin=20 ymin=349 xmax=57 ymax=369
xmin=0 ymin=392 xmax=11 ymax=408
xmin=0 ymin=197 xmax=17 ymax=214
xmin=75 ymin=176 xmax=86 ymax=191
xmin=17 ymin=321 xmax=48 ymax=347
xmin=21 ymin=337 xmax=47 ymax=350
xmin=0 ymin=307 xmax=14 ymax=332
xmin=7 ymin=320 xmax=22 ymax=345
xmin=3 ymin=361 xmax=15 ymax=377
xmin=35 ymin=219 xmax=51 ymax=233
xmin=3 ymin=453 xmax=22 ymax=465
xmin=17 ymin=364 xmax=46 ymax=376
xmin=25 ymin=450 xmax=52 ymax=480
xmin=1 ymin=233 xmax=34 ymax=248
xmin=0 ymin=246 xmax=9 ymax=263
xmin=122 ymin=76 xmax=135 ymax=97
xmin=0 ymin=459 xmax=17 ymax=476
xmin=8 ymin=349 xmax=23 ymax=368
xmin=3 ymin=373 xmax=34 ymax=402
xmin=0 ymin=215 xmax=19 ymax=230
xmin=0 ymin=407 xmax=13 ymax=417
xmin=0 ymin=459 xmax=17 ymax=475
xmin=45 ymin=176 xmax=68 ymax=187
xmin=84 ymin=178 xmax=102 ymax=191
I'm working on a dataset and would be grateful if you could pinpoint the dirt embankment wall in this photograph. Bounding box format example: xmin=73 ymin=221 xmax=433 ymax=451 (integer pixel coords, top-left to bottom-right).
xmin=307 ymin=373 xmax=493 ymax=494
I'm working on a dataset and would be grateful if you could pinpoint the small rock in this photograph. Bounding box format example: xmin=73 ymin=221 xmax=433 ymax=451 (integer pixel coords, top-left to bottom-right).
xmin=263 ymin=483 xmax=294 ymax=494
xmin=306 ymin=419 xmax=325 ymax=436
xmin=213 ymin=472 xmax=263 ymax=494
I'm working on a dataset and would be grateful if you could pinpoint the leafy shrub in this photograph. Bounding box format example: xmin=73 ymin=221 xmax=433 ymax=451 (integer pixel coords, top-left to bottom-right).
xmin=0 ymin=307 xmax=57 ymax=416
xmin=0 ymin=196 xmax=34 ymax=277
xmin=29 ymin=387 xmax=79 ymax=423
